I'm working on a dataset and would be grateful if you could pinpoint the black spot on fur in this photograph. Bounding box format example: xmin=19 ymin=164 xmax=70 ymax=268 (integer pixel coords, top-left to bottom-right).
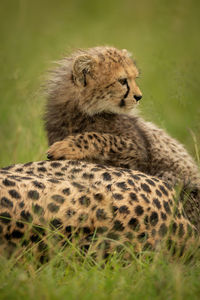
xmin=38 ymin=241 xmax=48 ymax=252
xmin=23 ymin=162 xmax=33 ymax=167
xmin=52 ymin=194 xmax=65 ymax=204
xmin=112 ymin=172 xmax=122 ymax=177
xmin=20 ymin=210 xmax=33 ymax=222
xmin=163 ymin=181 xmax=172 ymax=191
xmin=27 ymin=190 xmax=39 ymax=200
xmin=127 ymin=179 xmax=135 ymax=186
xmin=21 ymin=176 xmax=32 ymax=180
xmin=94 ymin=193 xmax=104 ymax=201
xmin=30 ymin=234 xmax=41 ymax=243
xmin=78 ymin=213 xmax=88 ymax=222
xmin=55 ymin=172 xmax=64 ymax=177
xmin=8 ymin=189 xmax=21 ymax=199
xmin=96 ymin=226 xmax=108 ymax=234
xmin=0 ymin=197 xmax=13 ymax=208
xmin=106 ymin=184 xmax=112 ymax=191
xmin=1 ymin=165 xmax=13 ymax=170
xmin=50 ymin=218 xmax=63 ymax=229
xmin=62 ymin=188 xmax=71 ymax=195
xmin=144 ymin=215 xmax=149 ymax=226
xmin=128 ymin=218 xmax=140 ymax=231
xmin=11 ymin=230 xmax=24 ymax=239
xmin=135 ymin=205 xmax=144 ymax=216
xmin=65 ymin=226 xmax=72 ymax=233
xmin=111 ymin=206 xmax=118 ymax=216
xmin=113 ymin=220 xmax=125 ymax=231
xmin=113 ymin=193 xmax=123 ymax=200
xmin=82 ymin=173 xmax=94 ymax=179
xmin=102 ymin=172 xmax=112 ymax=181
xmin=141 ymin=183 xmax=151 ymax=193
xmin=71 ymin=168 xmax=82 ymax=174
xmin=37 ymin=167 xmax=47 ymax=172
xmin=15 ymin=168 xmax=23 ymax=172
xmin=150 ymin=212 xmax=158 ymax=226
xmin=48 ymin=179 xmax=60 ymax=184
xmin=50 ymin=162 xmax=62 ymax=168
xmin=2 ymin=179 xmax=16 ymax=187
xmin=142 ymin=242 xmax=153 ymax=251
xmin=33 ymin=225 xmax=45 ymax=236
xmin=158 ymin=223 xmax=168 ymax=237
xmin=96 ymin=209 xmax=107 ymax=220
xmin=161 ymin=212 xmax=167 ymax=220
xmin=129 ymin=192 xmax=138 ymax=202
xmin=0 ymin=212 xmax=11 ymax=224
xmin=79 ymin=196 xmax=91 ymax=207
xmin=72 ymin=182 xmax=85 ymax=190
xmin=153 ymin=198 xmax=161 ymax=209
xmin=141 ymin=194 xmax=150 ymax=203
xmin=83 ymin=227 xmax=91 ymax=234
xmin=116 ymin=182 xmax=129 ymax=190
xmin=47 ymin=203 xmax=59 ymax=213
xmin=107 ymin=232 xmax=120 ymax=240
xmin=178 ymin=223 xmax=185 ymax=238
xmin=159 ymin=185 xmax=168 ymax=196
xmin=32 ymin=181 xmax=45 ymax=189
xmin=66 ymin=208 xmax=76 ymax=218
xmin=163 ymin=201 xmax=171 ymax=215
xmin=32 ymin=204 xmax=44 ymax=215
xmin=16 ymin=221 xmax=24 ymax=229
xmin=119 ymin=205 xmax=130 ymax=214
xmin=19 ymin=201 xmax=24 ymax=208
xmin=171 ymin=221 xmax=177 ymax=234
xmin=145 ymin=179 xmax=156 ymax=186
xmin=126 ymin=232 xmax=133 ymax=240
xmin=137 ymin=232 xmax=148 ymax=242
xmin=156 ymin=189 xmax=162 ymax=197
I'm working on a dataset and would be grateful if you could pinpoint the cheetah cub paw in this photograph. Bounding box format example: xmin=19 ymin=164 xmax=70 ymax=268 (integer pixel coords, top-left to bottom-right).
xmin=47 ymin=140 xmax=82 ymax=160
xmin=47 ymin=139 xmax=88 ymax=160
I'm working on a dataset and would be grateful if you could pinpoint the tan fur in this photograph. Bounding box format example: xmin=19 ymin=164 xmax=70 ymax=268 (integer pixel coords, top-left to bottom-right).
xmin=0 ymin=160 xmax=198 ymax=260
xmin=44 ymin=46 xmax=200 ymax=229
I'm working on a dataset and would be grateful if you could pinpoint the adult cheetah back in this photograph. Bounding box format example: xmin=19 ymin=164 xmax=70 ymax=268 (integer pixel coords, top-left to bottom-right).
xmin=0 ymin=160 xmax=198 ymax=260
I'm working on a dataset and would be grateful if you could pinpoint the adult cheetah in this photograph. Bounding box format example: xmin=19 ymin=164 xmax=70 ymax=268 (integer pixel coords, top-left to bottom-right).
xmin=44 ymin=46 xmax=200 ymax=229
xmin=0 ymin=160 xmax=198 ymax=260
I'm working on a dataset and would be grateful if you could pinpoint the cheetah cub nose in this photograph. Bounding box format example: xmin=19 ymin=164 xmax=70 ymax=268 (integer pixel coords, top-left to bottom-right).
xmin=134 ymin=95 xmax=142 ymax=102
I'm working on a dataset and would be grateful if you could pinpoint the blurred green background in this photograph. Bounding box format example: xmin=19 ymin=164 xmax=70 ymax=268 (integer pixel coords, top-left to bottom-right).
xmin=0 ymin=0 xmax=200 ymax=167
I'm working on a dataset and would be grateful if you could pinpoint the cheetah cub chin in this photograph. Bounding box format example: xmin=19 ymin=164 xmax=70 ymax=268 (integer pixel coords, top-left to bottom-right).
xmin=44 ymin=46 xmax=200 ymax=229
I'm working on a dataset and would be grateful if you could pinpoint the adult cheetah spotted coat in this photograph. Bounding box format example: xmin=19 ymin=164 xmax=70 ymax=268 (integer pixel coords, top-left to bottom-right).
xmin=0 ymin=160 xmax=198 ymax=260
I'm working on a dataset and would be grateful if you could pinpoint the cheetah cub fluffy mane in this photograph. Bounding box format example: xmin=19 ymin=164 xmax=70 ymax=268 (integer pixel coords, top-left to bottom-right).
xmin=44 ymin=46 xmax=200 ymax=229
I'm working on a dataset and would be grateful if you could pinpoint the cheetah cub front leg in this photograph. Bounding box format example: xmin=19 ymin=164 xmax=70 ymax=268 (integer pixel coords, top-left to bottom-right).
xmin=47 ymin=132 xmax=136 ymax=161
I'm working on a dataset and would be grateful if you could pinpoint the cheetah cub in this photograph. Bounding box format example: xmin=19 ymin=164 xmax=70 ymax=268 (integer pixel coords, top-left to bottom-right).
xmin=44 ymin=46 xmax=200 ymax=228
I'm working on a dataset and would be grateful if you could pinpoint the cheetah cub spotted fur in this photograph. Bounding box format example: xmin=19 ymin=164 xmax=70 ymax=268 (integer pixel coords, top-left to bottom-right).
xmin=44 ymin=46 xmax=200 ymax=229
xmin=0 ymin=160 xmax=198 ymax=260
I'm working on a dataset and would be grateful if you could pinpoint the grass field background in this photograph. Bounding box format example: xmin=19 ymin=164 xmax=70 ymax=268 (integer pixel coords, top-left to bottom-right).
xmin=0 ymin=0 xmax=200 ymax=299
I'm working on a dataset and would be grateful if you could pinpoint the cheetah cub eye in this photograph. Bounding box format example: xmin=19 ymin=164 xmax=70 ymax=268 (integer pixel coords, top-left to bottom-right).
xmin=118 ymin=78 xmax=128 ymax=85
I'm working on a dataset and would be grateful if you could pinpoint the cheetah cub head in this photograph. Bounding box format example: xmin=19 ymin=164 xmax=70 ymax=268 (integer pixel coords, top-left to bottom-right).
xmin=47 ymin=47 xmax=142 ymax=116
xmin=71 ymin=47 xmax=142 ymax=115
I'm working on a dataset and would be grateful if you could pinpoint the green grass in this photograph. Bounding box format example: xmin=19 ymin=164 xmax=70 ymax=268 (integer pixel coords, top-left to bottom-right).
xmin=0 ymin=248 xmax=200 ymax=300
xmin=0 ymin=0 xmax=200 ymax=299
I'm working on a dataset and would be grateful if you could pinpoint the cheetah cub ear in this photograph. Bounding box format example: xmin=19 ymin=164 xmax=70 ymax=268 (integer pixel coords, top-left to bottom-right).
xmin=73 ymin=55 xmax=96 ymax=87
xmin=122 ymin=49 xmax=132 ymax=57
